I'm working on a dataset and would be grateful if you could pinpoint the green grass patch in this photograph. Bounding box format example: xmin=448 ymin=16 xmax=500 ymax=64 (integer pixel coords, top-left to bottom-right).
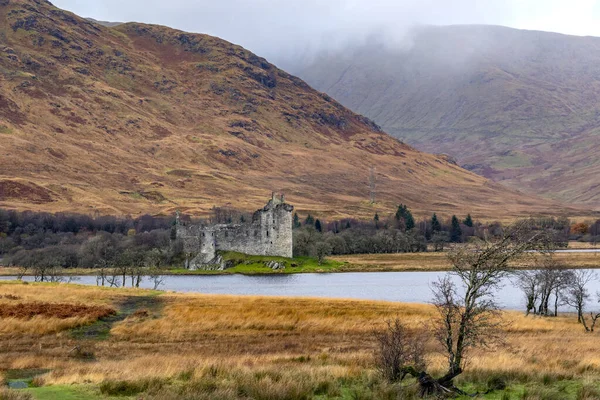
xmin=24 ymin=384 xmax=125 ymax=400
xmin=167 ymin=251 xmax=346 ymax=275
xmin=0 ymin=125 xmax=13 ymax=134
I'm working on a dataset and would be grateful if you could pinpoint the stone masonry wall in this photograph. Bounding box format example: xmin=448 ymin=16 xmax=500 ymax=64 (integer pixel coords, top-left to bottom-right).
xmin=176 ymin=196 xmax=293 ymax=269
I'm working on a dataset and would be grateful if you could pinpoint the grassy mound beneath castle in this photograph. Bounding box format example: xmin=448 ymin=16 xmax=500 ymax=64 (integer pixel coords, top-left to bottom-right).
xmin=169 ymin=252 xmax=347 ymax=275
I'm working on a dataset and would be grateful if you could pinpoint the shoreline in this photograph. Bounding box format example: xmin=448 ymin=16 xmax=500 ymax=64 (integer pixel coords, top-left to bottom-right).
xmin=1 ymin=243 xmax=599 ymax=277
xmin=2 ymin=262 xmax=600 ymax=277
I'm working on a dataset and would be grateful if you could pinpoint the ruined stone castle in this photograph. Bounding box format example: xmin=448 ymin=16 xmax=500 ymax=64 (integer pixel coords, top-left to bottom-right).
xmin=176 ymin=194 xmax=294 ymax=269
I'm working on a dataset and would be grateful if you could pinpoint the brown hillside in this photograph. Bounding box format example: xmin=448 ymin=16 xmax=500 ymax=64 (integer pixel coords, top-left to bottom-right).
xmin=0 ymin=1 xmax=578 ymax=219
xmin=294 ymin=25 xmax=600 ymax=209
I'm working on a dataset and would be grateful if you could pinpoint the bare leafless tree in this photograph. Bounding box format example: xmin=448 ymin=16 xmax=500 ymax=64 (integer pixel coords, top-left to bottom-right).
xmin=382 ymin=221 xmax=554 ymax=396
xmin=581 ymin=311 xmax=600 ymax=332
xmin=16 ymin=266 xmax=27 ymax=281
xmin=106 ymin=273 xmax=121 ymax=288
xmin=374 ymin=318 xmax=426 ymax=383
xmin=145 ymin=248 xmax=166 ymax=290
xmin=148 ymin=268 xmax=165 ymax=290
xmin=46 ymin=267 xmax=65 ymax=283
xmin=96 ymin=267 xmax=107 ymax=287
xmin=534 ymin=256 xmax=571 ymax=316
xmin=565 ymin=270 xmax=597 ymax=324
xmin=515 ymin=270 xmax=540 ymax=315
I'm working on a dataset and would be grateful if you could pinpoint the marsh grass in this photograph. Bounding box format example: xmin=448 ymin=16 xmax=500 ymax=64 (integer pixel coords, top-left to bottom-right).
xmin=0 ymin=388 xmax=33 ymax=400
xmin=2 ymin=282 xmax=600 ymax=399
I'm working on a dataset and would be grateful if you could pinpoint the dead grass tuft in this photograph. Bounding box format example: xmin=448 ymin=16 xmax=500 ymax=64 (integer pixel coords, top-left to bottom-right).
xmin=0 ymin=302 xmax=115 ymax=320
xmin=0 ymin=388 xmax=33 ymax=400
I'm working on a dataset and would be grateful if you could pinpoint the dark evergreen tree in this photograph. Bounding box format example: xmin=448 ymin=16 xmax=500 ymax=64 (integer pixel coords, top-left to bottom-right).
xmin=395 ymin=205 xmax=407 ymax=222
xmin=431 ymin=213 xmax=441 ymax=233
xmin=315 ymin=219 xmax=323 ymax=232
xmin=374 ymin=213 xmax=380 ymax=229
xmin=463 ymin=214 xmax=473 ymax=228
xmin=305 ymin=214 xmax=315 ymax=226
xmin=345 ymin=220 xmax=351 ymax=229
xmin=395 ymin=204 xmax=415 ymax=231
xmin=293 ymin=213 xmax=301 ymax=228
xmin=405 ymin=210 xmax=415 ymax=231
xmin=450 ymin=215 xmax=462 ymax=243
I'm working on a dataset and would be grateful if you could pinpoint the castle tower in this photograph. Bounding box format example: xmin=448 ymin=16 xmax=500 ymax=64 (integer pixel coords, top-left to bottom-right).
xmin=259 ymin=197 xmax=294 ymax=258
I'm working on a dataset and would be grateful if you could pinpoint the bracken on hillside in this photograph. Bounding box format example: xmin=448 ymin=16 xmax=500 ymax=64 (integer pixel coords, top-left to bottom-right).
xmin=0 ymin=1 xmax=577 ymax=219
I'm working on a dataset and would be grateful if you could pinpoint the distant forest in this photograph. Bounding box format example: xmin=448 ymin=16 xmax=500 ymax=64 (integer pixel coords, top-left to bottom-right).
xmin=0 ymin=206 xmax=594 ymax=275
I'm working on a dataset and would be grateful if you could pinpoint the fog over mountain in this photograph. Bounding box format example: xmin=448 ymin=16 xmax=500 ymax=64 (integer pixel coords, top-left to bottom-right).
xmin=52 ymin=0 xmax=600 ymax=66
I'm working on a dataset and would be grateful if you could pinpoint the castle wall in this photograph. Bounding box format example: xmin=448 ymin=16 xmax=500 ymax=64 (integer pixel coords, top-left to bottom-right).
xmin=176 ymin=196 xmax=293 ymax=269
xmin=213 ymin=222 xmax=263 ymax=256
xmin=177 ymin=224 xmax=216 ymax=266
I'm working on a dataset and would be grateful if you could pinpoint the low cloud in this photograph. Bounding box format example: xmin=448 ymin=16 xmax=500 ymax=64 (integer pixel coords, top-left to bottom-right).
xmin=52 ymin=0 xmax=600 ymax=65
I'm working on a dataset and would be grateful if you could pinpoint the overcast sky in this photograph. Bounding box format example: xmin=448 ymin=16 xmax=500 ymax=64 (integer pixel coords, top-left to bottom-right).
xmin=52 ymin=0 xmax=600 ymax=62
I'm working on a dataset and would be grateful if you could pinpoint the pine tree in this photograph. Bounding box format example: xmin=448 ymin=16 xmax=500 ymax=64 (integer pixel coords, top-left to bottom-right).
xmin=405 ymin=209 xmax=415 ymax=231
xmin=450 ymin=215 xmax=462 ymax=243
xmin=463 ymin=214 xmax=474 ymax=228
xmin=293 ymin=213 xmax=301 ymax=228
xmin=395 ymin=204 xmax=406 ymax=221
xmin=305 ymin=214 xmax=315 ymax=226
xmin=431 ymin=213 xmax=441 ymax=233
xmin=395 ymin=204 xmax=415 ymax=231
xmin=374 ymin=213 xmax=380 ymax=229
xmin=315 ymin=219 xmax=323 ymax=232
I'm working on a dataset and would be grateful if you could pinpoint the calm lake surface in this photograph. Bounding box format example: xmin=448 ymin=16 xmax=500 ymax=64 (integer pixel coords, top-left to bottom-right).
xmin=4 ymin=270 xmax=600 ymax=311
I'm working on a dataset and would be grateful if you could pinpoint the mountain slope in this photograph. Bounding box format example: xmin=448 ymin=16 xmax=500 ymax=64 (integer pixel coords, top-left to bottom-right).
xmin=294 ymin=25 xmax=600 ymax=208
xmin=0 ymin=2 xmax=573 ymax=219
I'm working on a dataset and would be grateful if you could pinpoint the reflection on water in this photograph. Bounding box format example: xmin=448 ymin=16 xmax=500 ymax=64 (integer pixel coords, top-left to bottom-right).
xmin=3 ymin=270 xmax=600 ymax=311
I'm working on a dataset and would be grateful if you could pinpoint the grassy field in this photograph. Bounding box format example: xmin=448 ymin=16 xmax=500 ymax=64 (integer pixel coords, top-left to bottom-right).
xmin=0 ymin=282 xmax=600 ymax=399
xmin=331 ymin=249 xmax=600 ymax=272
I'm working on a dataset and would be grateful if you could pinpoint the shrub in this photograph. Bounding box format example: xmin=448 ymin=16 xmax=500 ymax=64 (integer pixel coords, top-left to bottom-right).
xmin=99 ymin=378 xmax=166 ymax=396
xmin=68 ymin=345 xmax=96 ymax=361
xmin=373 ymin=318 xmax=425 ymax=383
xmin=487 ymin=375 xmax=507 ymax=391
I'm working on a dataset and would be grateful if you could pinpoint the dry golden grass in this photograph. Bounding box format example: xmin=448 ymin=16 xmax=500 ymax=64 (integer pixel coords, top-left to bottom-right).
xmin=0 ymin=281 xmax=139 ymax=306
xmin=331 ymin=252 xmax=452 ymax=271
xmin=0 ymin=282 xmax=133 ymax=336
xmin=110 ymin=294 xmax=433 ymax=341
xmin=568 ymin=241 xmax=600 ymax=249
xmin=332 ymin=250 xmax=600 ymax=271
xmin=0 ymin=316 xmax=98 ymax=336
xmin=1 ymin=281 xmax=600 ymax=394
